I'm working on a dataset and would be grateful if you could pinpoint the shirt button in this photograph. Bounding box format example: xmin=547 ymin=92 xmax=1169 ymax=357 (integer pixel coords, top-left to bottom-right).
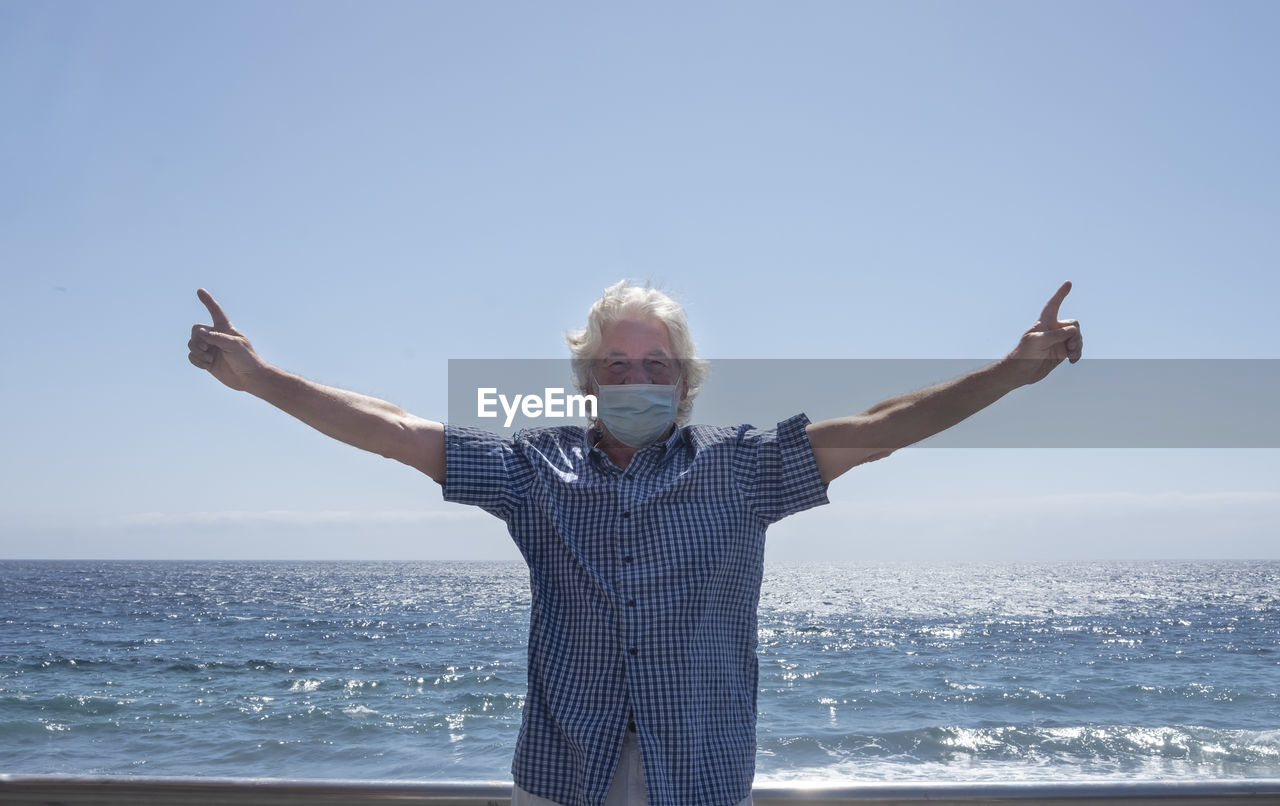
xmin=621 ymin=511 xmax=631 ymax=519
xmin=623 ymin=556 xmax=634 ymax=564
xmin=629 ymin=647 xmax=638 ymax=656
xmin=627 ymin=599 xmax=636 ymax=607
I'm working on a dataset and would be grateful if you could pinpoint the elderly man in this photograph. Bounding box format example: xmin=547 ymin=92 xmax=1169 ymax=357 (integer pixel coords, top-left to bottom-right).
xmin=188 ymin=280 xmax=1081 ymax=806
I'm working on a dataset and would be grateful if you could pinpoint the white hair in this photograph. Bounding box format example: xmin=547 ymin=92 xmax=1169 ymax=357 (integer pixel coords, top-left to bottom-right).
xmin=565 ymin=280 xmax=709 ymax=425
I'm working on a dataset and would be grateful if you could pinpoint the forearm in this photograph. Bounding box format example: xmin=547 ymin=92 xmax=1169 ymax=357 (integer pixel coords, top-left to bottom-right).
xmin=245 ymin=364 xmax=426 ymax=464
xmin=859 ymin=357 xmax=1024 ymax=449
xmin=809 ymin=357 xmax=1027 ymax=484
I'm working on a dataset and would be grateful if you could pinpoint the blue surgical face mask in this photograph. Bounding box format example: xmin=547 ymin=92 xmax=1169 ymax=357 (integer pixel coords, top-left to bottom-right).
xmin=594 ymin=382 xmax=681 ymax=448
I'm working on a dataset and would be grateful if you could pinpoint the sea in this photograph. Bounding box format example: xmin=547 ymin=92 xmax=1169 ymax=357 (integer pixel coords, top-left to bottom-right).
xmin=1 ymin=560 xmax=1278 ymax=783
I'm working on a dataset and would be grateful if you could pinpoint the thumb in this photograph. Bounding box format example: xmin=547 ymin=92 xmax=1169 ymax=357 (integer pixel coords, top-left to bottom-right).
xmin=197 ymin=288 xmax=233 ymax=331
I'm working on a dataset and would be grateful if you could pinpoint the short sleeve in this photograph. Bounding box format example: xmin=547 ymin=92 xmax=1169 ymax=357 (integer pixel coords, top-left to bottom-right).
xmin=441 ymin=424 xmax=530 ymax=522
xmin=734 ymin=412 xmax=830 ymax=525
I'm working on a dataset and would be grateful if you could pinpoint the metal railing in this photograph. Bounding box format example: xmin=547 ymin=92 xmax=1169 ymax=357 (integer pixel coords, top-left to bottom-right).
xmin=3 ymin=776 xmax=1280 ymax=805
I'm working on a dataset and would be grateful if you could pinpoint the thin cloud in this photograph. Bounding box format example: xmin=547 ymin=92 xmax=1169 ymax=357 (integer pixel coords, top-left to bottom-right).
xmin=835 ymin=490 xmax=1280 ymax=517
xmin=771 ymin=490 xmax=1280 ymax=560
xmin=117 ymin=509 xmax=489 ymax=528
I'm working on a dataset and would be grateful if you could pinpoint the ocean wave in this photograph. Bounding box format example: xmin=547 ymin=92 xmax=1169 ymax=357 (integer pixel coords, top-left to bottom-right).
xmin=287 ymin=678 xmax=323 ymax=693
xmin=756 ymin=723 xmax=1280 ymax=781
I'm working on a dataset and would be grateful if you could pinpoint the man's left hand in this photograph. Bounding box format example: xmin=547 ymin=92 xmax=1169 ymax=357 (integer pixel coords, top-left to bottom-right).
xmin=1005 ymin=281 xmax=1083 ymax=387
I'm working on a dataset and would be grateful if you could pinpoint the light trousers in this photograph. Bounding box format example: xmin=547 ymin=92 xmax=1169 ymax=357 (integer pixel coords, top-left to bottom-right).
xmin=511 ymin=727 xmax=753 ymax=806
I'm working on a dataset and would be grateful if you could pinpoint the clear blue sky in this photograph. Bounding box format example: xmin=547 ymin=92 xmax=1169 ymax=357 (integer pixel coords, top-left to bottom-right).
xmin=3 ymin=1 xmax=1277 ymax=561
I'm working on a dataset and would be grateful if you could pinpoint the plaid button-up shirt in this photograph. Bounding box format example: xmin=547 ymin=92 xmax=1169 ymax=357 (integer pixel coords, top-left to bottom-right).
xmin=442 ymin=413 xmax=829 ymax=806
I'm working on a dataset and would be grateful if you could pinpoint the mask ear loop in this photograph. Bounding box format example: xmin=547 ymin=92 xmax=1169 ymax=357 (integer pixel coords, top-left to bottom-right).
xmin=586 ymin=368 xmax=604 ymax=445
xmin=671 ymin=370 xmax=686 ymax=427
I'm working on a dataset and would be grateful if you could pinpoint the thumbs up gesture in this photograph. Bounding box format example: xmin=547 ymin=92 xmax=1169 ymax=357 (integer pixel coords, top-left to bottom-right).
xmin=187 ymin=289 xmax=265 ymax=392
xmin=1004 ymin=281 xmax=1084 ymax=387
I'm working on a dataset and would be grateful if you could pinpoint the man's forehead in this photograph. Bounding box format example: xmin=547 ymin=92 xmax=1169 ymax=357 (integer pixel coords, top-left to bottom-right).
xmin=601 ymin=347 xmax=672 ymax=358
xmin=598 ymin=317 xmax=674 ymax=356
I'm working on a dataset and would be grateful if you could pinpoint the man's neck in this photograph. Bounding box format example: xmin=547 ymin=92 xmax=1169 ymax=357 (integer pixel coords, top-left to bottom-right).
xmin=593 ymin=429 xmax=640 ymax=469
xmin=591 ymin=425 xmax=675 ymax=470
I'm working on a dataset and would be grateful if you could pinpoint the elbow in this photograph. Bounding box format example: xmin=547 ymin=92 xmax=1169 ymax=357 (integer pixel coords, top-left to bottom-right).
xmin=848 ymin=447 xmax=896 ymax=470
xmin=386 ymin=414 xmax=446 ymax=483
xmin=863 ymin=449 xmax=895 ymax=464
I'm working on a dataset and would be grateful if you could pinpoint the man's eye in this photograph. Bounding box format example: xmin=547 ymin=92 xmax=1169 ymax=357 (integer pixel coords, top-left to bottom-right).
xmin=645 ymin=361 xmax=672 ymax=376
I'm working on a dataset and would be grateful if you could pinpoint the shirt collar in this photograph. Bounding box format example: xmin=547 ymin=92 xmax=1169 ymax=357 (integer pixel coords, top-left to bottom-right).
xmin=585 ymin=422 xmax=687 ymax=469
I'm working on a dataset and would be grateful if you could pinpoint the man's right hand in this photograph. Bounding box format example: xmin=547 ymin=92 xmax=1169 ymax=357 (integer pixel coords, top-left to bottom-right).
xmin=188 ymin=289 xmax=265 ymax=392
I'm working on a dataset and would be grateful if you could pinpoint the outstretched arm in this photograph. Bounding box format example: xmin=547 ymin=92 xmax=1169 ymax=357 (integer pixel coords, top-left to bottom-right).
xmin=806 ymin=281 xmax=1083 ymax=484
xmin=187 ymin=289 xmax=445 ymax=483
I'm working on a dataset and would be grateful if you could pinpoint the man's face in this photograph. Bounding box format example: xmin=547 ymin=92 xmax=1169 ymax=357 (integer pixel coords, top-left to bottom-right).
xmin=591 ymin=317 xmax=685 ymax=397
